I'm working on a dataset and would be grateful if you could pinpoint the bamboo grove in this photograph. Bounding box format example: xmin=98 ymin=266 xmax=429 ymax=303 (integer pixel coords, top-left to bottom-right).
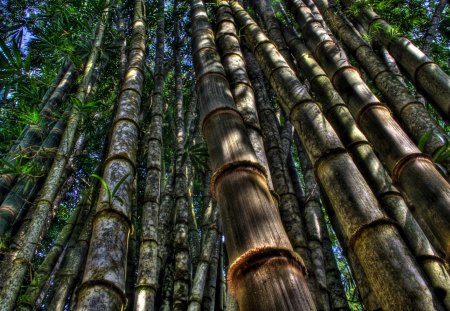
xmin=0 ymin=0 xmax=449 ymax=310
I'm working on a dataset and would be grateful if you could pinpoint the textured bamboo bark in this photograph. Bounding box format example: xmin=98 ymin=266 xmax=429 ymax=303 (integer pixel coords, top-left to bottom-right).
xmin=341 ymin=0 xmax=450 ymax=116
xmin=216 ymin=1 xmax=273 ymax=191
xmin=231 ymin=2 xmax=445 ymax=310
xmin=422 ymin=0 xmax=447 ymax=57
xmin=285 ymin=0 xmax=450 ymax=262
xmin=0 ymin=117 xmax=65 ymax=237
xmin=242 ymin=46 xmax=323 ymax=308
xmin=188 ymin=172 xmax=219 ymax=311
xmin=75 ymin=0 xmax=145 ymax=308
xmin=248 ymin=0 xmax=296 ymax=69
xmin=285 ymin=28 xmax=450 ymax=309
xmin=311 ymin=0 xmax=449 ymax=159
xmin=192 ymin=1 xmax=315 ymax=310
xmin=16 ymin=187 xmax=88 ymax=310
xmin=134 ymin=0 xmax=165 ymax=309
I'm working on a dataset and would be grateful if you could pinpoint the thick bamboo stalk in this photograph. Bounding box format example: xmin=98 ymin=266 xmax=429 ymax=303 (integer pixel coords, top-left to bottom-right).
xmin=216 ymin=1 xmax=273 ymax=191
xmin=192 ymin=0 xmax=315 ymax=309
xmin=285 ymin=0 xmax=450 ymax=262
xmin=134 ymin=0 xmax=165 ymax=309
xmin=248 ymin=0 xmax=296 ymax=69
xmin=231 ymin=1 xmax=445 ymax=309
xmin=310 ymin=0 xmax=449 ymax=159
xmin=242 ymin=45 xmax=323 ymax=308
xmin=284 ymin=27 xmax=450 ymax=309
xmin=75 ymin=0 xmax=145 ymax=308
xmin=341 ymin=0 xmax=450 ymax=116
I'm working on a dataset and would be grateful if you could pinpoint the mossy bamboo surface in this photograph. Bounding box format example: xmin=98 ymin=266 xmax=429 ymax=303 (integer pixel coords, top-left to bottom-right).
xmin=311 ymin=0 xmax=449 ymax=158
xmin=341 ymin=0 xmax=450 ymax=116
xmin=75 ymin=0 xmax=144 ymax=308
xmin=284 ymin=28 xmax=450 ymax=309
xmin=285 ymin=0 xmax=450 ymax=263
xmin=231 ymin=1 xmax=445 ymax=309
xmin=192 ymin=0 xmax=315 ymax=309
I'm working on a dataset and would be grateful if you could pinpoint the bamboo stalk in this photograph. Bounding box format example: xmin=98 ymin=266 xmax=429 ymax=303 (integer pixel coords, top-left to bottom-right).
xmin=231 ymin=1 xmax=445 ymax=309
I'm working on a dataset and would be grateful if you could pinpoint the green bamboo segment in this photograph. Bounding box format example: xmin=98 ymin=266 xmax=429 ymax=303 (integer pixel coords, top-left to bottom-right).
xmin=231 ymin=1 xmax=445 ymax=309
xmin=216 ymin=0 xmax=273 ymax=191
xmin=284 ymin=0 xmax=450 ymax=262
xmin=192 ymin=0 xmax=316 ymax=309
xmin=341 ymin=0 xmax=450 ymax=116
xmin=284 ymin=28 xmax=450 ymax=309
xmin=0 ymin=116 xmax=66 ymax=237
xmin=75 ymin=0 xmax=145 ymax=308
xmin=134 ymin=0 xmax=165 ymax=309
xmin=310 ymin=0 xmax=449 ymax=158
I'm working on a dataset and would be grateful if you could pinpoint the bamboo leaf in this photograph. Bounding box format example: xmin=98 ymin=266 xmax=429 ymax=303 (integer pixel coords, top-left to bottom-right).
xmin=417 ymin=131 xmax=431 ymax=151
xmin=91 ymin=173 xmax=111 ymax=203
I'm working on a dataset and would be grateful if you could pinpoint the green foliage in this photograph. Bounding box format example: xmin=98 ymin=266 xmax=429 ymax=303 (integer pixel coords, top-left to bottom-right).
xmin=91 ymin=172 xmax=131 ymax=205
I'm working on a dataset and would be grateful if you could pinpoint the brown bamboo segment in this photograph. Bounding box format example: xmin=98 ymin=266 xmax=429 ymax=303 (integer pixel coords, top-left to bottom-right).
xmin=310 ymin=0 xmax=449 ymax=158
xmin=341 ymin=0 xmax=450 ymax=116
xmin=284 ymin=0 xmax=450 ymax=262
xmin=75 ymin=0 xmax=146 ymax=308
xmin=284 ymin=27 xmax=450 ymax=309
xmin=216 ymin=1 xmax=273 ymax=191
xmin=242 ymin=46 xmax=325 ymax=309
xmin=192 ymin=1 xmax=315 ymax=309
xmin=231 ymin=1 xmax=445 ymax=309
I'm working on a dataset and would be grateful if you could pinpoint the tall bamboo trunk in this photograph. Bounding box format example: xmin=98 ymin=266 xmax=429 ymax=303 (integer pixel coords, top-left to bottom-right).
xmin=202 ymin=238 xmax=220 ymax=311
xmin=75 ymin=0 xmax=145 ymax=308
xmin=216 ymin=1 xmax=273 ymax=191
xmin=46 ymin=186 xmax=97 ymax=311
xmin=422 ymin=0 xmax=447 ymax=57
xmin=284 ymin=0 xmax=450 ymax=262
xmin=172 ymin=1 xmax=191 ymax=308
xmin=134 ymin=0 xmax=165 ymax=309
xmin=230 ymin=1 xmax=445 ymax=309
xmin=341 ymin=0 xmax=450 ymax=116
xmin=188 ymin=171 xmax=219 ymax=311
xmin=310 ymin=0 xmax=449 ymax=160
xmin=0 ymin=4 xmax=110 ymax=308
xmin=284 ymin=27 xmax=450 ymax=309
xmin=16 ymin=184 xmax=92 ymax=310
xmin=192 ymin=0 xmax=315 ymax=310
xmin=242 ymin=45 xmax=323 ymax=308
